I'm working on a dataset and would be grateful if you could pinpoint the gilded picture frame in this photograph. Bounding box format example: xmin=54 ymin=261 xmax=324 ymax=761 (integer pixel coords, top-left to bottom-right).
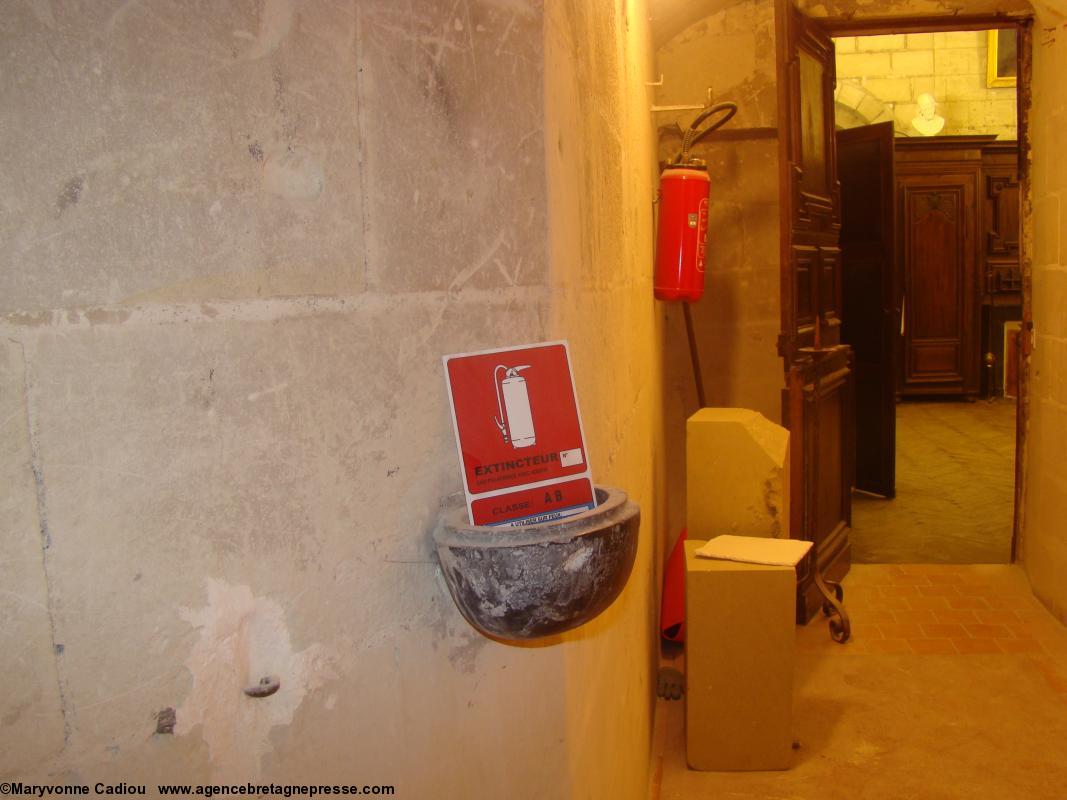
xmin=987 ymin=28 xmax=1018 ymax=88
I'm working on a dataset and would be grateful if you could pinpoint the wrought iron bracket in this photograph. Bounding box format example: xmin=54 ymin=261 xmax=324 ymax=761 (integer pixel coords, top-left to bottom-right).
xmin=813 ymin=568 xmax=851 ymax=643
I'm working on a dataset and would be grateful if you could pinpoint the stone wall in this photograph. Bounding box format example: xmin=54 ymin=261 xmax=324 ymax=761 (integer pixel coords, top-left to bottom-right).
xmin=653 ymin=0 xmax=784 ymax=551
xmin=543 ymin=0 xmax=663 ymax=795
xmin=1021 ymin=5 xmax=1067 ymax=623
xmin=0 ymin=2 xmax=662 ymax=796
xmin=834 ymin=31 xmax=1018 ymax=139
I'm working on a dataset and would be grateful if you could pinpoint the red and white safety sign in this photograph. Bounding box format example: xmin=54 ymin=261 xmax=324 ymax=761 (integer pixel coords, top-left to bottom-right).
xmin=443 ymin=341 xmax=596 ymax=527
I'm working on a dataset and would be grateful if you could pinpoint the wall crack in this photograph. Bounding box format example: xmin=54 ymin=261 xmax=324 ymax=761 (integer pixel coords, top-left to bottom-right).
xmin=9 ymin=335 xmax=73 ymax=747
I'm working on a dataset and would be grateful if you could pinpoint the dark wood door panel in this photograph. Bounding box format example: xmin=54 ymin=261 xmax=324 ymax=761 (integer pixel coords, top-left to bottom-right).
xmin=982 ymin=149 xmax=1021 ymax=301
xmin=781 ymin=7 xmax=851 ymax=623
xmin=786 ymin=11 xmax=839 ymax=237
xmin=793 ymin=244 xmax=818 ymax=344
xmin=906 ymin=187 xmax=964 ymax=338
xmin=838 ymin=122 xmax=896 ymax=498
xmin=909 ymin=339 xmax=962 ymax=377
xmin=785 ymin=347 xmax=853 ymax=621
xmin=819 ymin=245 xmax=842 ymax=342
xmin=986 ymin=173 xmax=1020 ymax=256
xmin=897 ymin=170 xmax=978 ymax=395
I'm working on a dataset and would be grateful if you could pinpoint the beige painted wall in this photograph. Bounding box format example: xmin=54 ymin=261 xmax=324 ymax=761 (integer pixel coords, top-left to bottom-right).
xmin=653 ymin=0 xmax=784 ymax=549
xmin=0 ymin=2 xmax=661 ymax=796
xmin=834 ymin=31 xmax=1018 ymax=139
xmin=1021 ymin=5 xmax=1067 ymax=623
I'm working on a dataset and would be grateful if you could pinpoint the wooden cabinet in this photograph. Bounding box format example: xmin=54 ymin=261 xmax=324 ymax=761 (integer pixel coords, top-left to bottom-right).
xmin=982 ymin=144 xmax=1022 ymax=298
xmin=980 ymin=142 xmax=1023 ymax=396
xmin=894 ymin=136 xmax=1019 ymax=398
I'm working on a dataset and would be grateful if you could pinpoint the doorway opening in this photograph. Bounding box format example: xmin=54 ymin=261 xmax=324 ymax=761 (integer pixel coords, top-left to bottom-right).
xmin=831 ymin=25 xmax=1027 ymax=565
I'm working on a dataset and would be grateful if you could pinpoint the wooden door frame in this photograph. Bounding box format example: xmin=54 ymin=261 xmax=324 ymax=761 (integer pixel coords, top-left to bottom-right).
xmin=776 ymin=5 xmax=855 ymax=623
xmin=778 ymin=7 xmax=1033 ymax=563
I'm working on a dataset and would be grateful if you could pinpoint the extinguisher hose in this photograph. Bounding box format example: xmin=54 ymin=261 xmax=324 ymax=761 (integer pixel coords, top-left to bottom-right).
xmin=683 ymin=303 xmax=707 ymax=408
xmin=493 ymin=364 xmax=509 ymax=443
xmin=679 ymin=102 xmax=738 ymax=164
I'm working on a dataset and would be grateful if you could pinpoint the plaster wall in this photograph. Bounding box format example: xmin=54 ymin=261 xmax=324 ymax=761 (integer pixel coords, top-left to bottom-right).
xmin=834 ymin=31 xmax=1018 ymax=139
xmin=653 ymin=0 xmax=784 ymax=548
xmin=0 ymin=2 xmax=659 ymax=796
xmin=1021 ymin=6 xmax=1067 ymax=623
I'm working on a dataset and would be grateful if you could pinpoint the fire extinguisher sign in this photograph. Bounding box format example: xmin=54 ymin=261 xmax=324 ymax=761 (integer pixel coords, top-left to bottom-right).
xmin=443 ymin=341 xmax=597 ymax=527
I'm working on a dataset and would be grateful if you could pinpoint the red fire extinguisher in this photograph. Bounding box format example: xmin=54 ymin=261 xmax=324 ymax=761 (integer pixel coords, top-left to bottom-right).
xmin=654 ymin=102 xmax=738 ymax=303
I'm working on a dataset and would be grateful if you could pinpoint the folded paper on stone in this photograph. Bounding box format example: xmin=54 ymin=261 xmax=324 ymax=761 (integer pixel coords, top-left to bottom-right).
xmin=694 ymin=534 xmax=813 ymax=567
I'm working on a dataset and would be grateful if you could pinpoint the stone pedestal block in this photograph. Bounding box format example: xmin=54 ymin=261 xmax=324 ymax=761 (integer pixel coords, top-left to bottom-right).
xmin=686 ymin=408 xmax=789 ymax=539
xmin=685 ymin=540 xmax=795 ymax=771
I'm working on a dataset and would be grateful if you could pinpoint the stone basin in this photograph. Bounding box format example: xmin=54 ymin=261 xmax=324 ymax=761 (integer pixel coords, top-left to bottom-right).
xmin=433 ymin=487 xmax=640 ymax=641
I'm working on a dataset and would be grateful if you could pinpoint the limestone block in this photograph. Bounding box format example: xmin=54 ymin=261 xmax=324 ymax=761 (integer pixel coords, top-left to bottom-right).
xmin=0 ymin=340 xmax=65 ymax=774
xmin=8 ymin=290 xmax=545 ymax=778
xmin=857 ymin=33 xmax=906 ymax=52
xmin=988 ymin=98 xmax=1019 ymax=125
xmin=358 ymin=1 xmax=547 ymax=293
xmin=935 ymin=49 xmax=980 ymax=76
xmin=1032 ymin=197 xmax=1058 ymax=279
xmin=947 ymin=74 xmax=977 ymax=99
xmin=0 ymin=2 xmax=365 ymax=312
xmin=892 ymin=50 xmax=935 ymax=76
xmin=837 ymin=52 xmax=890 ymax=79
xmin=865 ymin=76 xmax=913 ymax=104
xmin=894 ymin=104 xmax=918 ymax=131
xmin=907 ymin=32 xmax=935 ymax=49
xmin=835 ymin=80 xmax=867 ymax=110
xmin=913 ymin=77 xmax=937 ymax=98
xmin=1033 ymin=229 xmax=1066 ymax=331
xmin=686 ymin=408 xmax=789 ymax=539
xmin=872 ymin=109 xmax=897 ymax=126
xmin=685 ymin=540 xmax=794 ymax=771
xmin=835 ymin=36 xmax=857 ymax=53
xmin=942 ymin=30 xmax=984 ymax=50
xmin=857 ymin=93 xmax=891 ymax=126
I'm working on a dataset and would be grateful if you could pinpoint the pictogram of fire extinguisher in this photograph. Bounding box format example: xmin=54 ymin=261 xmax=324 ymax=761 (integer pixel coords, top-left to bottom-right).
xmin=654 ymin=101 xmax=738 ymax=303
xmin=493 ymin=364 xmax=536 ymax=449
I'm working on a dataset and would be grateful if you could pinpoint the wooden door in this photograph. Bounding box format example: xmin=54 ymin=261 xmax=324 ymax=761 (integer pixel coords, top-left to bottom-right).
xmin=897 ymin=168 xmax=980 ymax=396
xmin=837 ymin=122 xmax=897 ymax=498
xmin=778 ymin=6 xmax=852 ymax=622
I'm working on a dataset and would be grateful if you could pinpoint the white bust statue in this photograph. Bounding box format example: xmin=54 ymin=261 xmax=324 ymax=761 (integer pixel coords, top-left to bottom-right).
xmin=911 ymin=93 xmax=945 ymax=136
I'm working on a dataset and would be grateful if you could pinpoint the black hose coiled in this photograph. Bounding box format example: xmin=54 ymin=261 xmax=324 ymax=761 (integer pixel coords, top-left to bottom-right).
xmin=677 ymin=101 xmax=739 ymax=165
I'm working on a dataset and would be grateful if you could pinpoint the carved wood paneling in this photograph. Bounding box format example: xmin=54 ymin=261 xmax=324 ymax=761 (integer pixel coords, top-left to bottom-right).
xmin=897 ymin=160 xmax=979 ymax=396
xmin=781 ymin=9 xmax=851 ymax=623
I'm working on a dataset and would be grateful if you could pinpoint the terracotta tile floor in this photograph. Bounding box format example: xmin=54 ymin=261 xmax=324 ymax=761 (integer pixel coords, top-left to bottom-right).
xmin=851 ymin=399 xmax=1016 ymax=564
xmin=799 ymin=564 xmax=1067 ymax=662
xmin=652 ymin=564 xmax=1067 ymax=800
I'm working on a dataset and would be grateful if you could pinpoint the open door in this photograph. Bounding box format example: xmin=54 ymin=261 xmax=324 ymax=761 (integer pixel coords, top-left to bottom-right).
xmin=838 ymin=122 xmax=897 ymax=498
xmin=778 ymin=4 xmax=852 ymax=622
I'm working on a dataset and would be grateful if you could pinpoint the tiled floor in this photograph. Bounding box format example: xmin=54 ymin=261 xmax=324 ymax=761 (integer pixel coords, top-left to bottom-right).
xmin=851 ymin=399 xmax=1017 ymax=564
xmin=799 ymin=564 xmax=1067 ymax=660
xmin=652 ymin=564 xmax=1067 ymax=800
